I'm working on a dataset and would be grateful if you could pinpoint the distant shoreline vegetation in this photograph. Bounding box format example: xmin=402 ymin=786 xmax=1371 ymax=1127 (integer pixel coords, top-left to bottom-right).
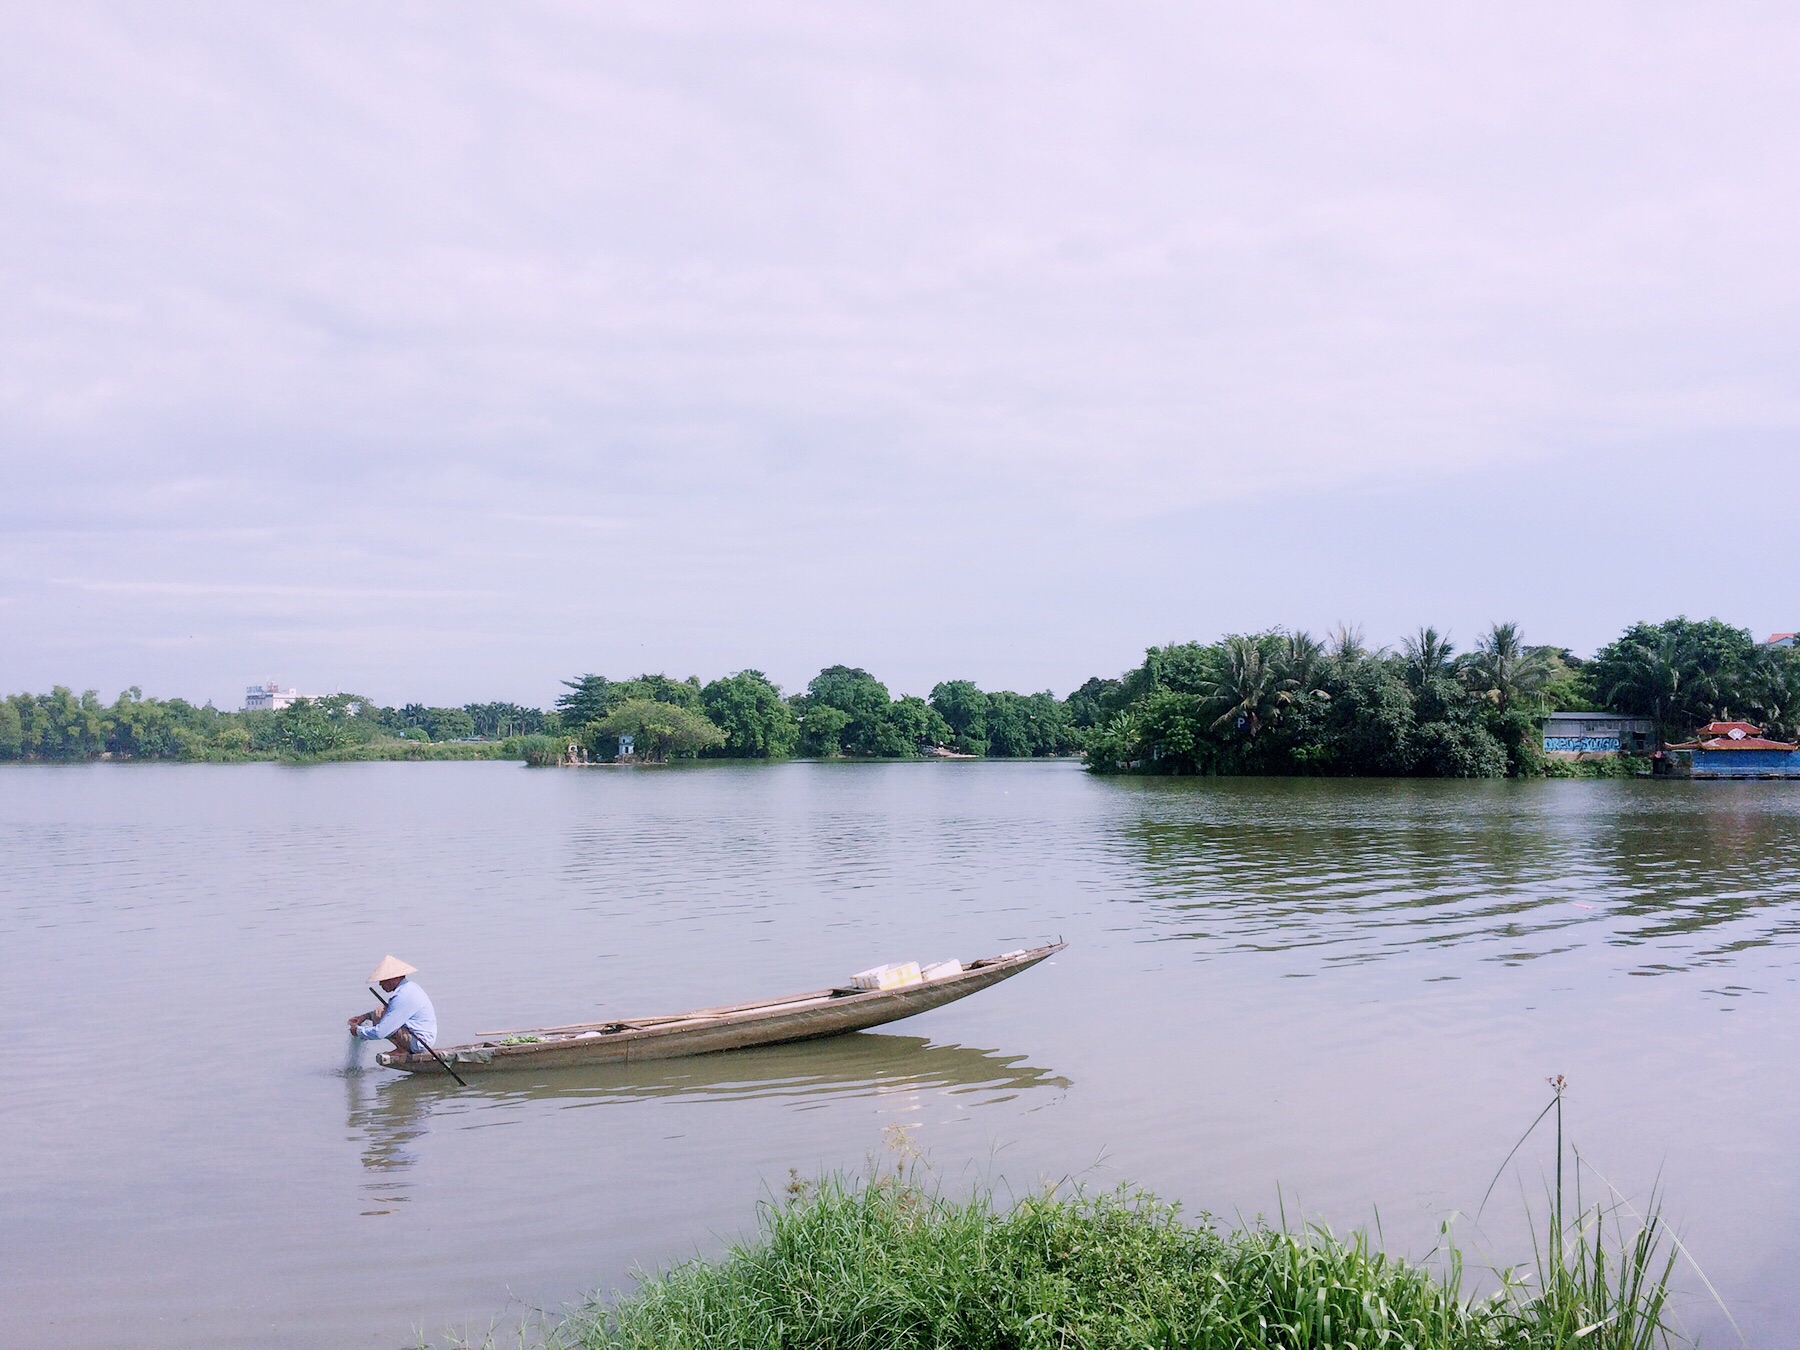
xmin=4 ymin=617 xmax=1793 ymax=775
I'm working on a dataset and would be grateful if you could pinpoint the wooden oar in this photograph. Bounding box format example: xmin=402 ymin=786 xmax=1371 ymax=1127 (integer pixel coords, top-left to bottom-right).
xmin=365 ymin=984 xmax=467 ymax=1087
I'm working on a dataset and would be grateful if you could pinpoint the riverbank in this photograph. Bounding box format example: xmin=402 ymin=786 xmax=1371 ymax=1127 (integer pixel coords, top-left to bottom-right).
xmin=541 ymin=1165 xmax=1676 ymax=1349
xmin=0 ymin=738 xmax=529 ymax=765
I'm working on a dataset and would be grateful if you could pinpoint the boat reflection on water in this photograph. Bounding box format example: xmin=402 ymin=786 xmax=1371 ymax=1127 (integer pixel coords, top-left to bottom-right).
xmin=344 ymin=1032 xmax=1069 ymax=1208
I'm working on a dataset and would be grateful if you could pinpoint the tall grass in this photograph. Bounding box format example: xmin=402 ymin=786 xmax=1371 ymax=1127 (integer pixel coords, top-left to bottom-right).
xmin=464 ymin=1088 xmax=1699 ymax=1350
xmin=517 ymin=734 xmax=569 ymax=767
xmin=309 ymin=739 xmax=513 ymax=762
xmin=546 ymin=1174 xmax=1688 ymax=1348
xmin=547 ymin=1171 xmax=1493 ymax=1349
xmin=1478 ymin=1076 xmax=1689 ymax=1350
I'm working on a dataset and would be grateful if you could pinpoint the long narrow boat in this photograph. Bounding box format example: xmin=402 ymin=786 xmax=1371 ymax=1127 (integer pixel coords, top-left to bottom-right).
xmin=378 ymin=941 xmax=1064 ymax=1075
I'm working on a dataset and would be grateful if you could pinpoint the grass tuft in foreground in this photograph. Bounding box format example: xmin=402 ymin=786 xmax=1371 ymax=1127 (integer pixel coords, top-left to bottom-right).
xmin=544 ymin=1168 xmax=1684 ymax=1349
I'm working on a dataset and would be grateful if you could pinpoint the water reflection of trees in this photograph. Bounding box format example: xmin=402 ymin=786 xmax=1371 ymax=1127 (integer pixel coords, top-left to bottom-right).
xmin=1099 ymin=779 xmax=1800 ymax=973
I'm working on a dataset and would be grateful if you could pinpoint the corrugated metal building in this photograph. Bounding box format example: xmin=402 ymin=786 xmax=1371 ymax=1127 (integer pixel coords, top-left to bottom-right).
xmin=1541 ymin=712 xmax=1656 ymax=757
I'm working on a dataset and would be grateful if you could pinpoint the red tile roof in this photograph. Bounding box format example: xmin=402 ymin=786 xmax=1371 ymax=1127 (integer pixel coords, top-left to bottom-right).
xmin=1697 ymin=721 xmax=1765 ymax=737
xmin=1698 ymin=736 xmax=1798 ymax=751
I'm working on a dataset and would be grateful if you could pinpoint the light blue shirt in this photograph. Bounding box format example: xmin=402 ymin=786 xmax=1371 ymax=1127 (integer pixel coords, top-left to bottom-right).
xmin=356 ymin=977 xmax=438 ymax=1049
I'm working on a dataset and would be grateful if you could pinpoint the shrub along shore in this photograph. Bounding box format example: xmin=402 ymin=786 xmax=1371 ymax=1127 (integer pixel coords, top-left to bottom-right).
xmin=535 ymin=1163 xmax=1680 ymax=1350
xmin=7 ymin=614 xmax=1793 ymax=774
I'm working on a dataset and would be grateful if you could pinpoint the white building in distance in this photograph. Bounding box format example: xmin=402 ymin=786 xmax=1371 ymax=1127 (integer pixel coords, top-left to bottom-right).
xmin=243 ymin=681 xmax=314 ymax=711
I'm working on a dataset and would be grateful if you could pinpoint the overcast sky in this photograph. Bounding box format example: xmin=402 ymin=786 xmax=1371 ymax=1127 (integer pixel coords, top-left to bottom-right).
xmin=4 ymin=3 xmax=1797 ymax=709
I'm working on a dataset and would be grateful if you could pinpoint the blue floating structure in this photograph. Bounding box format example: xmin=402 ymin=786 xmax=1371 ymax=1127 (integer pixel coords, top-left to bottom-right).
xmin=1658 ymin=720 xmax=1800 ymax=779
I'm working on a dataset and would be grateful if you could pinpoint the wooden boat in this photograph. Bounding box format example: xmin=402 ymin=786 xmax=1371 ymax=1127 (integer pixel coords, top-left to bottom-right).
xmin=378 ymin=941 xmax=1064 ymax=1075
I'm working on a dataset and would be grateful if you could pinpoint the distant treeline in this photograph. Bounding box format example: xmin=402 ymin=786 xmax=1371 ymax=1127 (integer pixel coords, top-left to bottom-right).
xmin=552 ymin=667 xmax=1080 ymax=763
xmin=4 ymin=616 xmax=1792 ymax=772
xmin=0 ymin=688 xmax=551 ymax=763
xmin=1083 ymin=617 xmax=1798 ymax=777
xmin=0 ymin=667 xmax=1079 ymax=765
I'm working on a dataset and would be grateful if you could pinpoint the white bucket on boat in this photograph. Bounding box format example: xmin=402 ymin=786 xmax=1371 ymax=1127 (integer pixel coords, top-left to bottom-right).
xmin=850 ymin=961 xmax=922 ymax=991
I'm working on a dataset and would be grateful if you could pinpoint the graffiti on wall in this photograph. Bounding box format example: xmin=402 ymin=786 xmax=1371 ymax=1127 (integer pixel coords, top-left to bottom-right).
xmin=1543 ymin=736 xmax=1620 ymax=754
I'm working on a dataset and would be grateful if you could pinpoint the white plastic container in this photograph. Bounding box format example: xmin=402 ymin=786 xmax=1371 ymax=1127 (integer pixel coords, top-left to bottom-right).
xmin=850 ymin=961 xmax=923 ymax=991
xmin=921 ymin=960 xmax=962 ymax=981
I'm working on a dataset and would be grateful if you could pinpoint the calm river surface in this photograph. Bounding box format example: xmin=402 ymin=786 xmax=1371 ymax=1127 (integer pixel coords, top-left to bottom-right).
xmin=5 ymin=762 xmax=1799 ymax=1347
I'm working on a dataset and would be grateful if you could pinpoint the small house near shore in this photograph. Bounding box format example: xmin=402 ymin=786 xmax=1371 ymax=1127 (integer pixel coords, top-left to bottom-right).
xmin=1659 ymin=720 xmax=1800 ymax=779
xmin=1541 ymin=712 xmax=1656 ymax=758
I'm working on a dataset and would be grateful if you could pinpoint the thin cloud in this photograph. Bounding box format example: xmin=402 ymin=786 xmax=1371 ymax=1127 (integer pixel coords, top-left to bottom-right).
xmin=48 ymin=579 xmax=500 ymax=602
xmin=3 ymin=4 xmax=1797 ymax=701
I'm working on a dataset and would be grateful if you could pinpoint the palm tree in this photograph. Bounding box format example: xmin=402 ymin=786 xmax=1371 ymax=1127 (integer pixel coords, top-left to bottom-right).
xmin=1604 ymin=631 xmax=1688 ymax=739
xmin=1327 ymin=623 xmax=1368 ymax=669
xmin=1277 ymin=631 xmax=1324 ymax=687
xmin=1206 ymin=632 xmax=1329 ymax=740
xmin=1466 ymin=622 xmax=1554 ymax=712
xmin=1745 ymin=645 xmax=1800 ymax=743
xmin=1276 ymin=631 xmax=1332 ymax=715
xmin=1206 ymin=634 xmax=1283 ymax=739
xmin=1401 ymin=627 xmax=1456 ymax=694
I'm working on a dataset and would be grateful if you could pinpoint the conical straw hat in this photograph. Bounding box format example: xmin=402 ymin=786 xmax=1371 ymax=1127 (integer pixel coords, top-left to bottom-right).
xmin=368 ymin=955 xmax=417 ymax=983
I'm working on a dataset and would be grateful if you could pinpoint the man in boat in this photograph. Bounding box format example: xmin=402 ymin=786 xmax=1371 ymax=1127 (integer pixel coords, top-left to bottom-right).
xmin=348 ymin=955 xmax=438 ymax=1055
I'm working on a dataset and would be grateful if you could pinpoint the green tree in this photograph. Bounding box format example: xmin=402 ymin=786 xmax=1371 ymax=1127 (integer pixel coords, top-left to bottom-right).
xmin=108 ymin=687 xmax=175 ymax=759
xmin=275 ymin=698 xmax=353 ymax=756
xmin=1464 ymin=622 xmax=1555 ymax=713
xmin=1080 ymin=708 xmax=1141 ymax=773
xmin=426 ymin=706 xmax=476 ymax=741
xmin=1204 ymin=633 xmax=1297 ymax=742
xmin=594 ymin=699 xmax=724 ymax=762
xmin=701 ymin=671 xmax=797 ymax=758
xmin=624 ymin=674 xmax=702 ymax=710
xmin=984 ymin=691 xmax=1034 ymax=757
xmin=1590 ymin=617 xmax=1757 ymax=737
xmin=1401 ymin=627 xmax=1456 ymax=694
xmin=1744 ymin=644 xmax=1800 ymax=743
xmin=33 ymin=687 xmax=110 ymax=760
xmin=1326 ymin=623 xmax=1371 ymax=669
xmin=1538 ymin=649 xmax=1594 ymax=713
xmin=1317 ymin=660 xmax=1415 ymax=775
xmin=1065 ymin=677 xmax=1124 ymax=730
xmin=929 ymin=680 xmax=988 ymax=754
xmin=464 ymin=701 xmax=544 ymax=737
xmin=1410 ymin=720 xmax=1508 ymax=777
xmin=241 ymin=709 xmax=283 ymax=753
xmin=557 ymin=675 xmax=622 ymax=728
xmin=1025 ymin=691 xmax=1078 ymax=755
xmin=794 ymin=703 xmax=851 ymax=756
xmin=1119 ymin=642 xmax=1214 ymax=704
xmin=871 ymin=696 xmax=954 ymax=756
xmin=206 ymin=721 xmax=254 ymax=760
xmin=801 ymin=666 xmax=892 ymax=755
xmin=1133 ymin=689 xmax=1213 ymax=773
xmin=392 ymin=702 xmax=424 ymax=730
xmin=0 ymin=698 xmax=23 ymax=759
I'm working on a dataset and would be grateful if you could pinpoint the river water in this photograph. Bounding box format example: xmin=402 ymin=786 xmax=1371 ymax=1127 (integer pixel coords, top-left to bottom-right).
xmin=4 ymin=762 xmax=1798 ymax=1347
